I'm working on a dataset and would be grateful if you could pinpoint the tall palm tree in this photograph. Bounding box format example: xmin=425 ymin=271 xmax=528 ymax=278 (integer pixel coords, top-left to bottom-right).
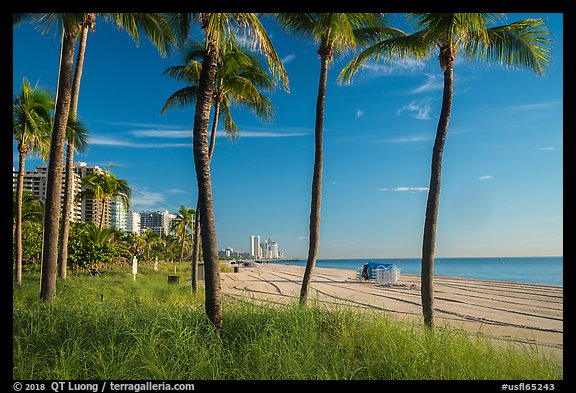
xmin=339 ymin=13 xmax=552 ymax=328
xmin=77 ymin=164 xmax=131 ymax=229
xmin=164 ymin=12 xmax=288 ymax=331
xmin=57 ymin=113 xmax=89 ymax=279
xmin=13 ymin=78 xmax=53 ymax=287
xmin=58 ymin=13 xmax=94 ymax=280
xmin=275 ymin=13 xmax=401 ymax=305
xmin=16 ymin=13 xmax=174 ymax=300
xmin=162 ymin=37 xmax=276 ymax=294
xmin=169 ymin=205 xmax=196 ymax=264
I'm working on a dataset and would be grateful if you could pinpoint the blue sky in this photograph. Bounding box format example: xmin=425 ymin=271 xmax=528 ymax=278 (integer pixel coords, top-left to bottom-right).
xmin=12 ymin=13 xmax=563 ymax=259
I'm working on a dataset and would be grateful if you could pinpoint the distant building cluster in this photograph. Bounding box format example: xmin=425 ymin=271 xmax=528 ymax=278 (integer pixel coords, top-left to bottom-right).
xmin=249 ymin=235 xmax=283 ymax=259
xmin=13 ymin=161 xmax=177 ymax=237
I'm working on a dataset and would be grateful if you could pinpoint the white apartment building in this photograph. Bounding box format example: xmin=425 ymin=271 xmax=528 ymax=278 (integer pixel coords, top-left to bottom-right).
xmin=126 ymin=211 xmax=141 ymax=235
xmin=13 ymin=163 xmax=84 ymax=222
xmin=250 ymin=235 xmax=262 ymax=258
xmin=110 ymin=196 xmax=129 ymax=232
xmin=13 ymin=161 xmax=126 ymax=229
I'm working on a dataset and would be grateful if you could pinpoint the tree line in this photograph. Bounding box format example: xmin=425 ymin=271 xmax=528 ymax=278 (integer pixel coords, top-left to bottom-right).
xmin=13 ymin=13 xmax=552 ymax=333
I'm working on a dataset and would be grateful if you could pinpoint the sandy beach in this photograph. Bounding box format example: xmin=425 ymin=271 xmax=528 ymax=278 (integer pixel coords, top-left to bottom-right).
xmin=220 ymin=263 xmax=563 ymax=364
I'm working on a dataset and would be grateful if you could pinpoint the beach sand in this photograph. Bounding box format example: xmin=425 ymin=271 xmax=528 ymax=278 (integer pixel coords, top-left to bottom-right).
xmin=220 ymin=263 xmax=563 ymax=364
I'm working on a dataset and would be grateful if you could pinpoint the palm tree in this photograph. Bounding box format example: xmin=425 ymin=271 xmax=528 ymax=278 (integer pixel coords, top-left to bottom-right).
xmin=142 ymin=229 xmax=159 ymax=263
xmin=77 ymin=165 xmax=131 ymax=230
xmin=57 ymin=114 xmax=89 ymax=278
xmin=339 ymin=13 xmax=552 ymax=328
xmin=13 ymin=78 xmax=53 ymax=287
xmin=57 ymin=14 xmax=94 ymax=280
xmin=275 ymin=13 xmax=401 ymax=305
xmin=164 ymin=12 xmax=288 ymax=331
xmin=162 ymin=37 xmax=276 ymax=294
xmin=169 ymin=205 xmax=196 ymax=264
xmin=13 ymin=190 xmax=45 ymax=235
xmin=16 ymin=13 xmax=174 ymax=301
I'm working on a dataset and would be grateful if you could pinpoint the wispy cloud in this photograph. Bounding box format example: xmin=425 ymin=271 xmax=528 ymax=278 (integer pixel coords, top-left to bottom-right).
xmin=378 ymin=186 xmax=429 ymax=193
xmin=380 ymin=134 xmax=432 ymax=143
xmin=397 ymin=99 xmax=432 ymax=120
xmin=131 ymin=129 xmax=191 ymax=138
xmin=130 ymin=189 xmax=167 ymax=210
xmin=221 ymin=126 xmax=311 ymax=138
xmin=89 ymin=135 xmax=191 ymax=148
xmin=503 ymin=100 xmax=562 ymax=112
xmin=359 ymin=58 xmax=427 ymax=78
xmin=410 ymin=74 xmax=443 ymax=94
xmin=234 ymin=130 xmax=309 ymax=138
xmin=477 ymin=175 xmax=493 ymax=180
xmin=130 ymin=187 xmax=182 ymax=211
xmin=282 ymin=54 xmax=296 ymax=64
xmin=537 ymin=146 xmax=561 ymax=152
xmin=166 ymin=188 xmax=188 ymax=194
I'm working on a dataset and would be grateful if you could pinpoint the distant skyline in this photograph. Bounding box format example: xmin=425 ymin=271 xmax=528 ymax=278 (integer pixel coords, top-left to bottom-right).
xmin=12 ymin=13 xmax=563 ymax=259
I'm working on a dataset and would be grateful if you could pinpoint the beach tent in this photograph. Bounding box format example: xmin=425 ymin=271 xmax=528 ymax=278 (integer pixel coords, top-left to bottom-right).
xmin=360 ymin=262 xmax=396 ymax=280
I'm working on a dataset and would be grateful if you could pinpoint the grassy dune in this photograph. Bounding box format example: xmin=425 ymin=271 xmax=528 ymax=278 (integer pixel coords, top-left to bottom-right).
xmin=13 ymin=263 xmax=562 ymax=380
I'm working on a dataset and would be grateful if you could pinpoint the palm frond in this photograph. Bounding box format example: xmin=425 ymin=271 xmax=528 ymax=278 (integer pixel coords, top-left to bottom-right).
xmin=338 ymin=30 xmax=432 ymax=84
xmin=161 ymin=86 xmax=199 ymax=114
xmin=469 ymin=18 xmax=552 ymax=75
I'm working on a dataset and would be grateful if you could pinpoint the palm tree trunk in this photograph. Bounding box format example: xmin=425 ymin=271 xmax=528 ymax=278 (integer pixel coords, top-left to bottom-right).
xmin=300 ymin=53 xmax=328 ymax=305
xmin=40 ymin=26 xmax=78 ymax=301
xmin=194 ymin=16 xmax=223 ymax=331
xmin=58 ymin=143 xmax=75 ymax=279
xmin=191 ymin=98 xmax=220 ymax=294
xmin=15 ymin=150 xmax=27 ymax=286
xmin=58 ymin=22 xmax=90 ymax=280
xmin=99 ymin=197 xmax=108 ymax=229
xmin=421 ymin=49 xmax=454 ymax=329
xmin=191 ymin=202 xmax=200 ymax=294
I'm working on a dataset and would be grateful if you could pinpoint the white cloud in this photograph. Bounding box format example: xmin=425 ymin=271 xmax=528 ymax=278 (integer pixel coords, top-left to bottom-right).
xmin=282 ymin=54 xmax=296 ymax=64
xmin=360 ymin=58 xmax=427 ymax=78
xmin=537 ymin=146 xmax=560 ymax=151
xmin=477 ymin=175 xmax=493 ymax=180
xmin=356 ymin=109 xmax=364 ymax=118
xmin=131 ymin=129 xmax=191 ymax=138
xmin=236 ymin=131 xmax=308 ymax=138
xmin=397 ymin=99 xmax=432 ymax=120
xmin=378 ymin=187 xmax=429 ymax=192
xmin=89 ymin=135 xmax=191 ymax=148
xmin=410 ymin=74 xmax=443 ymax=94
xmin=381 ymin=134 xmax=432 ymax=143
xmin=130 ymin=190 xmax=167 ymax=210
xmin=503 ymin=100 xmax=562 ymax=112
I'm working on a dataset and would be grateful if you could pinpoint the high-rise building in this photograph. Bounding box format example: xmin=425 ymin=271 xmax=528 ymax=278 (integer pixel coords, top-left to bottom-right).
xmin=140 ymin=210 xmax=170 ymax=236
xmin=250 ymin=235 xmax=261 ymax=258
xmin=74 ymin=162 xmax=109 ymax=227
xmin=12 ymin=161 xmax=97 ymax=223
xmin=126 ymin=211 xmax=141 ymax=235
xmin=272 ymin=241 xmax=279 ymax=259
xmin=110 ymin=196 xmax=129 ymax=231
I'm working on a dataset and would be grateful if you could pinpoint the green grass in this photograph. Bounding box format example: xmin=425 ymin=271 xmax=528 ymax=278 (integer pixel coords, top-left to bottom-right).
xmin=13 ymin=263 xmax=562 ymax=380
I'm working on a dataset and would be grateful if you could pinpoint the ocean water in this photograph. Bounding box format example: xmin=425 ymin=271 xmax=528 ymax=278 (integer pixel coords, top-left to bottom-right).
xmin=273 ymin=256 xmax=563 ymax=286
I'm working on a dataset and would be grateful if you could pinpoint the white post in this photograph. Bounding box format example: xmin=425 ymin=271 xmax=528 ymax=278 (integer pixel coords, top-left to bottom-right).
xmin=132 ymin=255 xmax=138 ymax=281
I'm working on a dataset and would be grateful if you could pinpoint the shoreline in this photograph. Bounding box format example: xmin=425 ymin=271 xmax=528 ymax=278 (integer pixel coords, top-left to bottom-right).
xmin=220 ymin=263 xmax=563 ymax=364
xmin=266 ymin=258 xmax=563 ymax=287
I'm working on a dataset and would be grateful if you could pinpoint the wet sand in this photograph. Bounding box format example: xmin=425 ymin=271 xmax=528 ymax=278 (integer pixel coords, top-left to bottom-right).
xmin=219 ymin=263 xmax=563 ymax=364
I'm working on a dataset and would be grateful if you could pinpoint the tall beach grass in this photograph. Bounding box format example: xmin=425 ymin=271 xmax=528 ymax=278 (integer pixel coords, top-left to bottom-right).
xmin=13 ymin=263 xmax=562 ymax=380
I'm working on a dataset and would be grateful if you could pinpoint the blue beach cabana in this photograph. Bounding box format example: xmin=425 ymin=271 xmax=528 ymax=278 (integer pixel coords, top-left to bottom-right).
xmin=359 ymin=261 xmax=396 ymax=280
